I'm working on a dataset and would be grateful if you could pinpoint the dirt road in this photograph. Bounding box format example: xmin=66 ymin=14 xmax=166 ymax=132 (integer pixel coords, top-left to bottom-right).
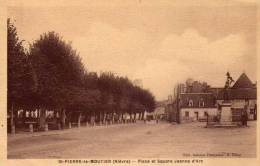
xmin=8 ymin=121 xmax=256 ymax=159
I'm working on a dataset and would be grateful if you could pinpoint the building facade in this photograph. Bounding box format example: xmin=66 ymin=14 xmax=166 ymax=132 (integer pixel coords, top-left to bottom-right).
xmin=179 ymin=93 xmax=217 ymax=123
xmin=168 ymin=73 xmax=257 ymax=123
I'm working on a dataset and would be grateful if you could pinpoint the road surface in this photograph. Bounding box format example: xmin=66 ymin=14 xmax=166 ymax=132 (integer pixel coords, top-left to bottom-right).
xmin=8 ymin=121 xmax=256 ymax=159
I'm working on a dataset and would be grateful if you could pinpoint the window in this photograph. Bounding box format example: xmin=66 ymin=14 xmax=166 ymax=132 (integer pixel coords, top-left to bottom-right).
xmin=245 ymin=99 xmax=249 ymax=105
xmin=185 ymin=111 xmax=189 ymax=117
xmin=204 ymin=111 xmax=208 ymax=116
xmin=199 ymin=98 xmax=205 ymax=107
xmin=188 ymin=99 xmax=193 ymax=107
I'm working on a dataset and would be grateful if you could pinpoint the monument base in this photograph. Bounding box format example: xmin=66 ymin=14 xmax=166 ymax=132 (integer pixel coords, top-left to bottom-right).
xmin=206 ymin=102 xmax=241 ymax=128
xmin=220 ymin=102 xmax=232 ymax=124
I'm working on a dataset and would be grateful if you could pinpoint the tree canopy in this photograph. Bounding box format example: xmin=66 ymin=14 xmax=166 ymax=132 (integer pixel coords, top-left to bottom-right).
xmin=8 ymin=18 xmax=156 ymax=122
xmin=7 ymin=19 xmax=36 ymax=110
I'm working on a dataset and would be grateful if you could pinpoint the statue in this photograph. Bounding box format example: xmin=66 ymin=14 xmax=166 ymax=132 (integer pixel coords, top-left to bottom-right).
xmin=223 ymin=72 xmax=234 ymax=102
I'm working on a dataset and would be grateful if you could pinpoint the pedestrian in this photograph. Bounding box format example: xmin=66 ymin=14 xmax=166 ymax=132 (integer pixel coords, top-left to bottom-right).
xmin=244 ymin=110 xmax=248 ymax=126
xmin=241 ymin=110 xmax=245 ymax=126
xmin=241 ymin=110 xmax=248 ymax=126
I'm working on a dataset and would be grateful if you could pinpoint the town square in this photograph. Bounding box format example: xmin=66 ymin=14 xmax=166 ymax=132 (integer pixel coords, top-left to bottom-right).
xmin=8 ymin=121 xmax=256 ymax=159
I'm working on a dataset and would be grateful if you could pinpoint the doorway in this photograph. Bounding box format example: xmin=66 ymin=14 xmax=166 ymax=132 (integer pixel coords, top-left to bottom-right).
xmin=194 ymin=112 xmax=199 ymax=121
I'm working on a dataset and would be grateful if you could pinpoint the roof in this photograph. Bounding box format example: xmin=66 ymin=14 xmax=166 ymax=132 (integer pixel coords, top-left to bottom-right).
xmin=179 ymin=93 xmax=216 ymax=108
xmin=232 ymin=73 xmax=254 ymax=89
xmin=216 ymin=88 xmax=256 ymax=100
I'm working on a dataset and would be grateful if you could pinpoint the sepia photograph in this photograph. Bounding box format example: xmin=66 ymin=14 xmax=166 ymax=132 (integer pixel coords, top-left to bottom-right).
xmin=1 ymin=0 xmax=259 ymax=165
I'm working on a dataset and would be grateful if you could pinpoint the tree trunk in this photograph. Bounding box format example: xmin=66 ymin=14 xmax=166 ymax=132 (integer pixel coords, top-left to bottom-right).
xmin=36 ymin=109 xmax=39 ymax=118
xmin=129 ymin=112 xmax=132 ymax=123
xmin=22 ymin=109 xmax=27 ymax=125
xmin=117 ymin=112 xmax=121 ymax=123
xmin=138 ymin=112 xmax=141 ymax=120
xmin=10 ymin=103 xmax=16 ymax=134
xmin=14 ymin=109 xmax=18 ymax=126
xmin=78 ymin=112 xmax=81 ymax=127
xmin=141 ymin=111 xmax=144 ymax=120
xmin=61 ymin=109 xmax=66 ymax=129
xmin=92 ymin=111 xmax=95 ymax=125
xmin=52 ymin=109 xmax=57 ymax=125
xmin=121 ymin=113 xmax=124 ymax=123
xmin=103 ymin=111 xmax=106 ymax=124
xmin=10 ymin=103 xmax=14 ymax=127
xmin=112 ymin=111 xmax=115 ymax=124
xmin=99 ymin=111 xmax=102 ymax=125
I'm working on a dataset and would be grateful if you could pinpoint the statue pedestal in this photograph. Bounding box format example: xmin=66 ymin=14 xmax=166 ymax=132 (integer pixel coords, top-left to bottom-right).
xmin=206 ymin=102 xmax=241 ymax=128
xmin=220 ymin=102 xmax=233 ymax=125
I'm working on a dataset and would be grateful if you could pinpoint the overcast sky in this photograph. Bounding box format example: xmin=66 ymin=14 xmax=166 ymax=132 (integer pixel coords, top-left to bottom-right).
xmin=8 ymin=0 xmax=257 ymax=100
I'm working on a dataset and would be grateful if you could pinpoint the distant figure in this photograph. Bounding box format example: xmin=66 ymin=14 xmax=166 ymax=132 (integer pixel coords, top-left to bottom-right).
xmin=241 ymin=110 xmax=248 ymax=126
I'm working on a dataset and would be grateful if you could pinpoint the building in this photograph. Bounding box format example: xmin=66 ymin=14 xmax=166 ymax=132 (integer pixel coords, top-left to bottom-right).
xmin=165 ymin=101 xmax=178 ymax=122
xmin=179 ymin=93 xmax=217 ymax=123
xmin=169 ymin=72 xmax=257 ymax=123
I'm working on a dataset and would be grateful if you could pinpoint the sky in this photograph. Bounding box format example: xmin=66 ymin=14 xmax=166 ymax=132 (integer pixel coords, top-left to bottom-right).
xmin=8 ymin=0 xmax=258 ymax=100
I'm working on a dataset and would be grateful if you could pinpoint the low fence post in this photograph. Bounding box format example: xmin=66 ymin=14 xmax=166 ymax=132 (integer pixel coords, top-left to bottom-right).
xmin=57 ymin=123 xmax=61 ymax=130
xmin=29 ymin=124 xmax=33 ymax=133
xmin=44 ymin=124 xmax=48 ymax=131
xmin=68 ymin=122 xmax=72 ymax=129
xmin=11 ymin=125 xmax=15 ymax=134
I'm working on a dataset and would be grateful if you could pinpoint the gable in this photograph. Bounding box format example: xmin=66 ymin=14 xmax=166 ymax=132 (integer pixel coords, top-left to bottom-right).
xmin=232 ymin=73 xmax=254 ymax=89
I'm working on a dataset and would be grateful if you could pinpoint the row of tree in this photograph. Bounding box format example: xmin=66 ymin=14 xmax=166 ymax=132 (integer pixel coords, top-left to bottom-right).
xmin=8 ymin=19 xmax=155 ymax=130
xmin=185 ymin=78 xmax=210 ymax=93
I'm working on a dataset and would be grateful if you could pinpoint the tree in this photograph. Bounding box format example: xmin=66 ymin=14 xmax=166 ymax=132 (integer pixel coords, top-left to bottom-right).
xmin=10 ymin=28 xmax=156 ymax=130
xmin=28 ymin=31 xmax=86 ymax=129
xmin=185 ymin=78 xmax=210 ymax=93
xmin=7 ymin=18 xmax=36 ymax=128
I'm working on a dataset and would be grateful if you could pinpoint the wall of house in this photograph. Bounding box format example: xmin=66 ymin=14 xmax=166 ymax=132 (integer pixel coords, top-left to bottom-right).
xmin=245 ymin=99 xmax=256 ymax=120
xmin=180 ymin=108 xmax=218 ymax=123
xmin=232 ymin=99 xmax=256 ymax=108
xmin=216 ymin=99 xmax=256 ymax=108
xmin=217 ymin=99 xmax=257 ymax=120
